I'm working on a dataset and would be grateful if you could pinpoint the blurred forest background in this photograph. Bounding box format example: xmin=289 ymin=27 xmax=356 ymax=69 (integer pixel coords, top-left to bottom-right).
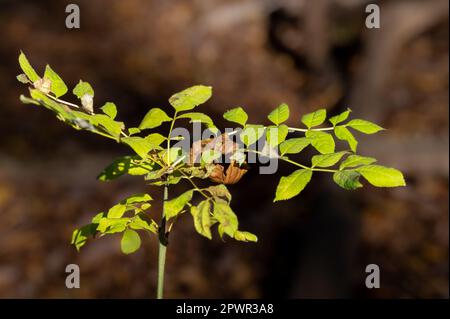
xmin=0 ymin=0 xmax=448 ymax=298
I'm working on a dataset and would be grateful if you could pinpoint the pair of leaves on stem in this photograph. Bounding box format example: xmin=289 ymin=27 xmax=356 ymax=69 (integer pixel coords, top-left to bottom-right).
xmin=274 ymin=153 xmax=405 ymax=202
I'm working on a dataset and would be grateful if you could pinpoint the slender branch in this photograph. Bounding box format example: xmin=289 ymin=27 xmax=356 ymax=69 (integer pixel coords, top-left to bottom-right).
xmin=288 ymin=127 xmax=335 ymax=132
xmin=244 ymin=149 xmax=338 ymax=172
xmin=45 ymin=92 xmax=80 ymax=109
xmin=179 ymin=170 xmax=211 ymax=200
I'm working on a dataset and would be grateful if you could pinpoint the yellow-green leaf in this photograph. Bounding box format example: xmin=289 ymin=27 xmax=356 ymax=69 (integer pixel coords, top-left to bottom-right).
xmin=346 ymin=119 xmax=384 ymax=134
xmin=240 ymin=124 xmax=264 ymax=146
xmin=139 ymin=108 xmax=172 ymax=130
xmin=274 ymin=169 xmax=313 ymax=202
xmin=279 ymin=137 xmax=310 ymax=155
xmin=301 ymin=109 xmax=326 ymax=128
xmin=312 ymin=151 xmax=347 ymax=168
xmin=191 ymin=201 xmax=212 ymax=239
xmin=19 ymin=51 xmax=40 ymax=82
xmin=234 ymin=230 xmax=258 ymax=242
xmin=356 ymin=165 xmax=406 ymax=187
xmin=305 ymin=131 xmax=335 ymax=154
xmin=165 ymin=190 xmax=194 ymax=219
xmin=339 ymin=155 xmax=376 ymax=170
xmin=334 ymin=126 xmax=358 ymax=152
xmin=121 ymin=229 xmax=141 ymax=254
xmin=44 ymin=65 xmax=68 ymax=98
xmin=169 ymin=85 xmax=212 ymax=112
xmin=213 ymin=201 xmax=238 ymax=237
xmin=223 ymin=107 xmax=248 ymax=127
xmin=329 ymin=108 xmax=351 ymax=126
xmin=268 ymin=103 xmax=290 ymax=125
xmin=266 ymin=124 xmax=289 ymax=147
xmin=101 ymin=102 xmax=117 ymax=119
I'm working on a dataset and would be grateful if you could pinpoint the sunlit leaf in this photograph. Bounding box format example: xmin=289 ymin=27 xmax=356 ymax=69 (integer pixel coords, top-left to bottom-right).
xmin=139 ymin=108 xmax=172 ymax=130
xmin=356 ymin=165 xmax=406 ymax=187
xmin=121 ymin=229 xmax=141 ymax=254
xmin=274 ymin=169 xmax=313 ymax=202
xmin=19 ymin=51 xmax=40 ymax=82
xmin=334 ymin=126 xmax=357 ymax=152
xmin=301 ymin=109 xmax=326 ymax=128
xmin=311 ymin=151 xmax=347 ymax=168
xmin=339 ymin=155 xmax=376 ymax=170
xmin=268 ymin=103 xmax=290 ymax=125
xmin=44 ymin=65 xmax=68 ymax=98
xmin=329 ymin=108 xmax=351 ymax=126
xmin=101 ymin=102 xmax=117 ymax=119
xmin=346 ymin=119 xmax=384 ymax=134
xmin=305 ymin=131 xmax=335 ymax=154
xmin=223 ymin=107 xmax=248 ymax=127
xmin=279 ymin=137 xmax=310 ymax=155
xmin=169 ymin=85 xmax=212 ymax=112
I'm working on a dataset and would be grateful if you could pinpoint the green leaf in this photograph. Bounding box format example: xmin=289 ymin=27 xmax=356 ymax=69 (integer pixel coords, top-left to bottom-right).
xmin=274 ymin=169 xmax=313 ymax=202
xmin=91 ymin=114 xmax=123 ymax=138
xmin=312 ymin=151 xmax=347 ymax=168
xmin=164 ymin=190 xmax=194 ymax=219
xmin=333 ymin=170 xmax=363 ymax=190
xmin=279 ymin=137 xmax=310 ymax=155
xmin=129 ymin=215 xmax=158 ymax=233
xmin=305 ymin=131 xmax=335 ymax=154
xmin=223 ymin=107 xmax=248 ymax=126
xmin=205 ymin=185 xmax=232 ymax=202
xmin=138 ymin=108 xmax=172 ymax=130
xmin=240 ymin=124 xmax=264 ymax=146
xmin=121 ymin=229 xmax=141 ymax=254
xmin=145 ymin=133 xmax=166 ymax=147
xmin=160 ymin=147 xmax=185 ymax=165
xmin=20 ymin=94 xmax=39 ymax=105
xmin=97 ymin=156 xmax=156 ymax=181
xmin=73 ymin=80 xmax=94 ymax=99
xmin=301 ymin=109 xmax=326 ymax=128
xmin=44 ymin=65 xmax=68 ymax=98
xmin=169 ymin=85 xmax=212 ymax=112
xmin=356 ymin=165 xmax=406 ymax=187
xmin=334 ymin=126 xmax=358 ymax=152
xmin=266 ymin=124 xmax=289 ymax=147
xmin=191 ymin=201 xmax=212 ymax=239
xmin=17 ymin=74 xmax=30 ymax=84
xmin=71 ymin=224 xmax=97 ymax=251
xmin=177 ymin=112 xmax=215 ymax=129
xmin=268 ymin=103 xmax=290 ymax=125
xmin=346 ymin=119 xmax=384 ymax=134
xmin=124 ymin=193 xmax=152 ymax=205
xmin=213 ymin=201 xmax=238 ymax=237
xmin=19 ymin=52 xmax=40 ymax=82
xmin=128 ymin=127 xmax=141 ymax=135
xmin=97 ymin=218 xmax=128 ymax=234
xmin=107 ymin=204 xmax=127 ymax=218
xmin=101 ymin=102 xmax=117 ymax=119
xmin=329 ymin=109 xmax=351 ymax=126
xmin=339 ymin=155 xmax=377 ymax=170
xmin=234 ymin=231 xmax=258 ymax=243
xmin=122 ymin=137 xmax=155 ymax=159
xmin=201 ymin=149 xmax=222 ymax=164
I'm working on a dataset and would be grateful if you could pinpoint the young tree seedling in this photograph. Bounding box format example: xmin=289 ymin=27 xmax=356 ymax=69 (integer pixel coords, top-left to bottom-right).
xmin=16 ymin=52 xmax=406 ymax=298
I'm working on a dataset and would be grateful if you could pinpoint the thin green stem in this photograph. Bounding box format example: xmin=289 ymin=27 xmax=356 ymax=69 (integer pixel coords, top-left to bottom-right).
xmin=157 ymin=183 xmax=168 ymax=299
xmin=179 ymin=170 xmax=211 ymax=200
xmin=288 ymin=127 xmax=335 ymax=132
xmin=244 ymin=149 xmax=338 ymax=173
